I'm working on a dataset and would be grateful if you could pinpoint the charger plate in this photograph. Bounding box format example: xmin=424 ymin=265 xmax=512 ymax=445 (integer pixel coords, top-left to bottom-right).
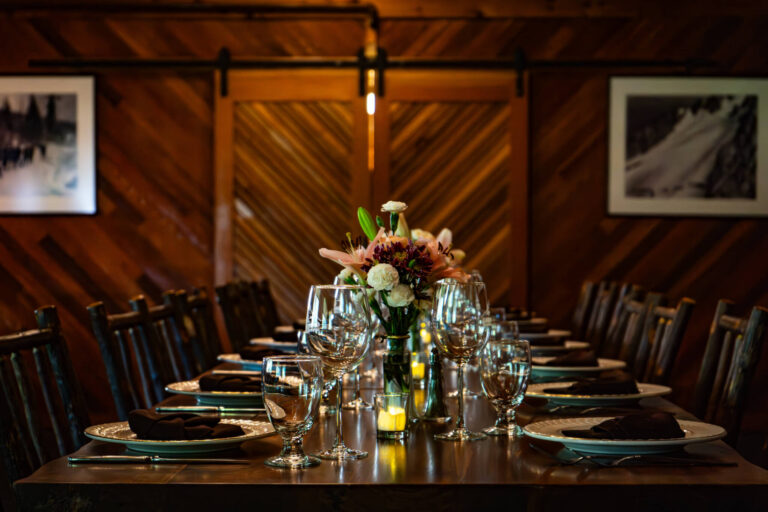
xmin=524 ymin=417 xmax=726 ymax=455
xmin=84 ymin=419 xmax=274 ymax=456
xmin=166 ymin=380 xmax=263 ymax=407
xmin=525 ymin=381 xmax=672 ymax=406
xmin=217 ymin=353 xmax=262 ymax=371
xmin=532 ymin=357 xmax=626 ymax=379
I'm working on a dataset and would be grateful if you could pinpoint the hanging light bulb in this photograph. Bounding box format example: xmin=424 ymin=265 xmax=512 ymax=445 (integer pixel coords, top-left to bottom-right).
xmin=366 ymin=92 xmax=376 ymax=115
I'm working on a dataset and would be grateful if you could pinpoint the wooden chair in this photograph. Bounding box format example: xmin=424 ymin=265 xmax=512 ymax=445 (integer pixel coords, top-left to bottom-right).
xmin=0 ymin=306 xmax=89 ymax=511
xmin=692 ymin=301 xmax=768 ymax=444
xmin=633 ymin=297 xmax=696 ymax=384
xmin=584 ymin=281 xmax=618 ymax=350
xmin=617 ymin=292 xmax=665 ymax=368
xmin=88 ymin=295 xmax=189 ymax=421
xmin=254 ymin=279 xmax=281 ymax=333
xmin=600 ymin=283 xmax=643 ymax=358
xmin=215 ymin=280 xmax=269 ymax=352
xmin=166 ymin=287 xmax=223 ymax=372
xmin=571 ymin=281 xmax=597 ymax=340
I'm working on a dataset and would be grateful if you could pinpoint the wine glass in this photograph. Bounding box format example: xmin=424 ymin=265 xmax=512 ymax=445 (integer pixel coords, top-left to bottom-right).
xmin=447 ymin=280 xmax=489 ymax=399
xmin=479 ymin=334 xmax=531 ymax=437
xmin=299 ymin=330 xmax=337 ymax=415
xmin=305 ymin=284 xmax=372 ymax=460
xmin=431 ymin=280 xmax=490 ymax=441
xmin=262 ymin=355 xmax=324 ymax=468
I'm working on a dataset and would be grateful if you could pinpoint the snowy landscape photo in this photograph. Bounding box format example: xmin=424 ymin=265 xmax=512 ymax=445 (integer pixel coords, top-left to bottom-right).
xmin=609 ymin=77 xmax=768 ymax=216
xmin=0 ymin=77 xmax=94 ymax=214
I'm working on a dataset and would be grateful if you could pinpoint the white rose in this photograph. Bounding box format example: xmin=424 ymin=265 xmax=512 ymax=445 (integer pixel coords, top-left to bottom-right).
xmin=388 ymin=284 xmax=415 ymax=307
xmin=367 ymin=263 xmax=399 ymax=291
xmin=381 ymin=201 xmax=407 ymax=214
xmin=411 ymin=228 xmax=435 ymax=242
xmin=450 ymin=249 xmax=466 ymax=264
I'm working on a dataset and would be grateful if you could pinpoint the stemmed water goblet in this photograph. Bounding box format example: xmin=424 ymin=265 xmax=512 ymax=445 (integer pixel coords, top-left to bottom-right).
xmin=431 ymin=280 xmax=491 ymax=441
xmin=305 ymin=284 xmax=372 ymax=460
xmin=262 ymin=355 xmax=324 ymax=468
xmin=479 ymin=324 xmax=531 ymax=437
xmin=447 ymin=280 xmax=490 ymax=400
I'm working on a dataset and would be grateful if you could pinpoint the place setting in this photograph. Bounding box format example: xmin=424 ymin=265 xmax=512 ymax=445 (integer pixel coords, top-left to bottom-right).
xmin=530 ymin=349 xmax=626 ymax=380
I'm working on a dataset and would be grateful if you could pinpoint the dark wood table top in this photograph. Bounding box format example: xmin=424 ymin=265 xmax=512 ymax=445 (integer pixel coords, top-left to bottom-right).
xmin=15 ymin=366 xmax=768 ymax=511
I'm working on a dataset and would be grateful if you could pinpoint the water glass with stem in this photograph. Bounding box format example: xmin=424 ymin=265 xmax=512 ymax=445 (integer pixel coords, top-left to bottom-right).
xmin=305 ymin=284 xmax=372 ymax=460
xmin=479 ymin=328 xmax=531 ymax=437
xmin=431 ymin=280 xmax=490 ymax=441
xmin=262 ymin=355 xmax=324 ymax=468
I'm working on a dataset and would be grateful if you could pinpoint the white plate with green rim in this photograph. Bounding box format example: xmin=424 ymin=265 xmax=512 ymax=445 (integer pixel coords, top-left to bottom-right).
xmin=166 ymin=380 xmax=263 ymax=407
xmin=531 ymin=340 xmax=590 ymax=355
xmin=531 ymin=357 xmax=626 ymax=379
xmin=523 ymin=417 xmax=725 ymax=455
xmin=84 ymin=419 xmax=274 ymax=455
xmin=248 ymin=337 xmax=298 ymax=352
xmin=525 ymin=381 xmax=672 ymax=406
xmin=217 ymin=353 xmax=262 ymax=371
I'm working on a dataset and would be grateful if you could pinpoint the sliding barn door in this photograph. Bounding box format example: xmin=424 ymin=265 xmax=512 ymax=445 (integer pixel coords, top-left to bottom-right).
xmin=374 ymin=71 xmax=529 ymax=307
xmin=215 ymin=70 xmax=368 ymax=320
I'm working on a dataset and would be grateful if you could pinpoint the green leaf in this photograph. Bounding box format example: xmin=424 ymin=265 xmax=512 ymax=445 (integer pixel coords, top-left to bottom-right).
xmin=376 ymin=215 xmax=385 ymax=228
xmin=357 ymin=207 xmax=377 ymax=241
xmin=390 ymin=212 xmax=399 ymax=233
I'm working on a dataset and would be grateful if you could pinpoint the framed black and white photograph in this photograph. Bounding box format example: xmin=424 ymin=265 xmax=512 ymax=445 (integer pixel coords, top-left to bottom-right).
xmin=0 ymin=76 xmax=95 ymax=214
xmin=608 ymin=77 xmax=768 ymax=216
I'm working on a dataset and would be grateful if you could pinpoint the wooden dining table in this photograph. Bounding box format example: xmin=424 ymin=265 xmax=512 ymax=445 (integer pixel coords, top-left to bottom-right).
xmin=15 ymin=364 xmax=768 ymax=512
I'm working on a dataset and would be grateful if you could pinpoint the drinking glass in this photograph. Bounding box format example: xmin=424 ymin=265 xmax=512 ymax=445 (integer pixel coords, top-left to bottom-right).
xmin=262 ymin=355 xmax=323 ymax=468
xmin=305 ymin=284 xmax=372 ymax=460
xmin=480 ymin=335 xmax=531 ymax=437
xmin=447 ymin=280 xmax=489 ymax=399
xmin=431 ymin=281 xmax=490 ymax=441
xmin=299 ymin=330 xmax=337 ymax=415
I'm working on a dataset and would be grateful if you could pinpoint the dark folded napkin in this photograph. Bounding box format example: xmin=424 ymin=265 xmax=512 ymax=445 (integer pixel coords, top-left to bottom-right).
xmin=544 ymin=370 xmax=639 ymax=395
xmin=518 ymin=320 xmax=549 ymax=334
xmin=273 ymin=329 xmax=298 ymax=342
xmin=506 ymin=307 xmax=533 ymax=321
xmin=199 ymin=374 xmax=261 ymax=392
xmin=292 ymin=320 xmax=306 ymax=330
xmin=128 ymin=409 xmax=244 ymax=440
xmin=238 ymin=346 xmax=288 ymax=361
xmin=544 ymin=350 xmax=598 ymax=367
xmin=562 ymin=412 xmax=685 ymax=440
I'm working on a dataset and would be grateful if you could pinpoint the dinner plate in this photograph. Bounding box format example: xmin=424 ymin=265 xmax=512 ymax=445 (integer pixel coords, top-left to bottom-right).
xmin=531 ymin=340 xmax=590 ymax=355
xmin=531 ymin=357 xmax=626 ymax=378
xmin=249 ymin=337 xmax=298 ymax=352
xmin=525 ymin=381 xmax=672 ymax=406
xmin=217 ymin=353 xmax=262 ymax=371
xmin=520 ymin=329 xmax=572 ymax=346
xmin=84 ymin=419 xmax=274 ymax=455
xmin=523 ymin=417 xmax=726 ymax=455
xmin=166 ymin=380 xmax=263 ymax=407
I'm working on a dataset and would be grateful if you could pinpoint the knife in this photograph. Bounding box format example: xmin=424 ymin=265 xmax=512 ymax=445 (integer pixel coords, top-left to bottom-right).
xmin=68 ymin=455 xmax=249 ymax=465
xmin=155 ymin=406 xmax=265 ymax=415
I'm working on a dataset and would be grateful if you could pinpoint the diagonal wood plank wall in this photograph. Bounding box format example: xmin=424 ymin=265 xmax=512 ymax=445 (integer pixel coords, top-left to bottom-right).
xmin=0 ymin=5 xmax=766 ymax=462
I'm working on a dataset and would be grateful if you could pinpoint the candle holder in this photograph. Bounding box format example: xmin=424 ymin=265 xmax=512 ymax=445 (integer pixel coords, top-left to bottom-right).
xmin=375 ymin=393 xmax=409 ymax=440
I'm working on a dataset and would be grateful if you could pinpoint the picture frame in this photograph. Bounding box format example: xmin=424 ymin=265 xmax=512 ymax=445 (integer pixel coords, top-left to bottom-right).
xmin=0 ymin=75 xmax=95 ymax=214
xmin=608 ymin=76 xmax=768 ymax=217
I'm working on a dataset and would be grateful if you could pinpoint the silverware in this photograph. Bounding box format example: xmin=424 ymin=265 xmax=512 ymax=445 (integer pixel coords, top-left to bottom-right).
xmin=155 ymin=406 xmax=265 ymax=415
xmin=68 ymin=455 xmax=249 ymax=465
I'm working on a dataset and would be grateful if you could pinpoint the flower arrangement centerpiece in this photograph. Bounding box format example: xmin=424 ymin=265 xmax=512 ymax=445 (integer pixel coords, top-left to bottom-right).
xmin=319 ymin=200 xmax=468 ymax=395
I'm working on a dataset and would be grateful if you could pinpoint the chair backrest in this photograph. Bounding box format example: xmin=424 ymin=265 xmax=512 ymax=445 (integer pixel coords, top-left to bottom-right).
xmin=88 ymin=295 xmax=188 ymax=420
xmin=255 ymin=279 xmax=281 ymax=332
xmin=571 ymin=281 xmax=597 ymax=340
xmin=634 ymin=297 xmax=696 ymax=384
xmin=692 ymin=301 xmax=768 ymax=443
xmin=166 ymin=287 xmax=223 ymax=372
xmin=0 ymin=306 xmax=89 ymax=508
xmin=584 ymin=281 xmax=618 ymax=349
xmin=617 ymin=292 xmax=665 ymax=368
xmin=601 ymin=283 xmax=643 ymax=358
xmin=215 ymin=281 xmax=269 ymax=352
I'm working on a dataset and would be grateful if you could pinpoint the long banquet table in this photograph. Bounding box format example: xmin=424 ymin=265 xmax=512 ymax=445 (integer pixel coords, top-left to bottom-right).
xmin=15 ymin=365 xmax=768 ymax=512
